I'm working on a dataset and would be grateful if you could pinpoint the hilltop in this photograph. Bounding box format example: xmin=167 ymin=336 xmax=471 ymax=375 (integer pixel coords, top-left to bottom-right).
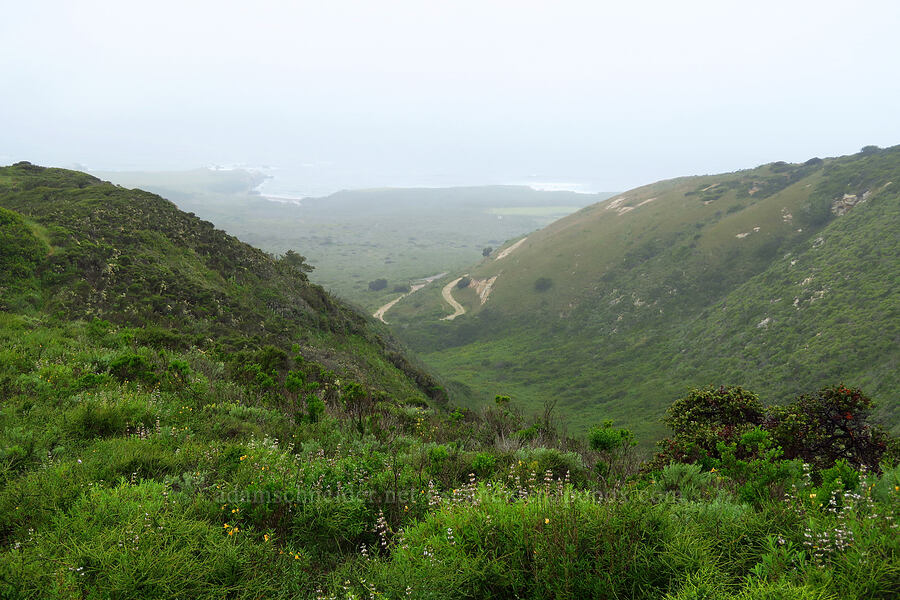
xmin=388 ymin=146 xmax=900 ymax=440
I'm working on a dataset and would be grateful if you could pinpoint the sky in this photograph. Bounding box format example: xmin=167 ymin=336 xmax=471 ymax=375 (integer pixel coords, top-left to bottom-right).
xmin=2 ymin=0 xmax=899 ymax=195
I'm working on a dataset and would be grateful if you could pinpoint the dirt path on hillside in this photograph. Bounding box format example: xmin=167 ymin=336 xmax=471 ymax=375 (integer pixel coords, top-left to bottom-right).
xmin=373 ymin=273 xmax=446 ymax=324
xmin=496 ymin=237 xmax=528 ymax=260
xmin=440 ymin=276 xmax=467 ymax=320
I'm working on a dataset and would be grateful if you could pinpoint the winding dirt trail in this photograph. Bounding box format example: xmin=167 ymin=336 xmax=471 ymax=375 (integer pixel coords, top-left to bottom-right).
xmin=440 ymin=276 xmax=467 ymax=320
xmin=495 ymin=237 xmax=528 ymax=260
xmin=372 ymin=273 xmax=445 ymax=324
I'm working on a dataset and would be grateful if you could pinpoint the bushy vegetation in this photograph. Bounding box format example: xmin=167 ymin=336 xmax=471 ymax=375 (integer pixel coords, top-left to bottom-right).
xmin=0 ymin=316 xmax=896 ymax=598
xmin=0 ymin=162 xmax=897 ymax=598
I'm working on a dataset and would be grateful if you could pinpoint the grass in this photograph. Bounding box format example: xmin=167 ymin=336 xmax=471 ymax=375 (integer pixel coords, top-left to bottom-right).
xmin=0 ymin=161 xmax=898 ymax=598
xmin=389 ymin=148 xmax=900 ymax=441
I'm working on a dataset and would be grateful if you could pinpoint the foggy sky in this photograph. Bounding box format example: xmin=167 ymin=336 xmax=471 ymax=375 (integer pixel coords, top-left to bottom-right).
xmin=2 ymin=0 xmax=899 ymax=192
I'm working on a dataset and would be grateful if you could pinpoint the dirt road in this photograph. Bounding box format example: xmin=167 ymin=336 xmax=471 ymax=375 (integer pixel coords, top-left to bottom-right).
xmin=496 ymin=237 xmax=527 ymax=260
xmin=440 ymin=276 xmax=466 ymax=320
xmin=372 ymin=273 xmax=446 ymax=324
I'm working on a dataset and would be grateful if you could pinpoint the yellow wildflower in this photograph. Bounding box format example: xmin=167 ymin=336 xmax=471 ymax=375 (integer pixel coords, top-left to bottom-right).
xmin=544 ymin=518 xmax=550 ymax=524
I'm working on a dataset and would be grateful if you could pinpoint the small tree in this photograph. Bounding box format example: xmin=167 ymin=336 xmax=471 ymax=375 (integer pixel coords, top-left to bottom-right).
xmin=280 ymin=249 xmax=314 ymax=274
xmin=649 ymin=384 xmax=891 ymax=475
xmin=649 ymin=386 xmax=765 ymax=469
xmin=589 ymin=420 xmax=635 ymax=480
xmin=482 ymin=247 xmax=493 ymax=257
xmin=368 ymin=278 xmax=388 ymax=291
xmin=769 ymin=385 xmax=890 ymax=472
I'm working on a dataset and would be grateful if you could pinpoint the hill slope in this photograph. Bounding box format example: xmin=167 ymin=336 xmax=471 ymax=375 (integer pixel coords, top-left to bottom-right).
xmin=389 ymin=147 xmax=900 ymax=440
xmin=0 ymin=161 xmax=442 ymax=403
xmin=1 ymin=162 xmax=897 ymax=599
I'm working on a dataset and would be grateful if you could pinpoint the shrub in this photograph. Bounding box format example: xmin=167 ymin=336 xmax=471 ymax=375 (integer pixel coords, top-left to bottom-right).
xmin=470 ymin=451 xmax=497 ymax=476
xmin=650 ymin=386 xmax=765 ymax=469
xmin=108 ymin=353 xmax=158 ymax=385
xmin=305 ymin=394 xmax=325 ymax=423
xmin=769 ymin=385 xmax=889 ymax=472
xmin=653 ymin=462 xmax=715 ymax=501
xmin=534 ymin=277 xmax=553 ymax=292
xmin=368 ymin=278 xmax=388 ymax=291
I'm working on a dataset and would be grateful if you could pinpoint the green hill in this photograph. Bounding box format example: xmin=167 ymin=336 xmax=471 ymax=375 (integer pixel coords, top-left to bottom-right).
xmin=389 ymin=146 xmax=900 ymax=441
xmin=0 ymin=161 xmax=444 ymax=403
xmin=1 ymin=161 xmax=897 ymax=599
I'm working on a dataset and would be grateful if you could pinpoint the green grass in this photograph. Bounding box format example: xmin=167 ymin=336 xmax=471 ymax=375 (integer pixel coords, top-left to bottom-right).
xmin=389 ymin=148 xmax=900 ymax=441
xmin=0 ymin=161 xmax=897 ymax=599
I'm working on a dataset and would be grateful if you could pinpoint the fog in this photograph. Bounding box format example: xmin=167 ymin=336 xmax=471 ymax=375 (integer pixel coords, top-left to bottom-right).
xmin=2 ymin=0 xmax=899 ymax=195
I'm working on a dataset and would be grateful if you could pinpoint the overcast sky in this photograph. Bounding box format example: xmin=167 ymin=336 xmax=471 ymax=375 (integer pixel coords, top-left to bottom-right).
xmin=2 ymin=0 xmax=899 ymax=193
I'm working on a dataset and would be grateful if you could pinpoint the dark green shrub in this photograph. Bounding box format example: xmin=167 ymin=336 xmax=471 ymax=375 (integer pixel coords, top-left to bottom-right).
xmin=304 ymin=394 xmax=325 ymax=423
xmin=108 ymin=353 xmax=158 ymax=384
xmin=534 ymin=277 xmax=553 ymax=292
xmin=769 ymin=385 xmax=890 ymax=472
xmin=650 ymin=386 xmax=765 ymax=469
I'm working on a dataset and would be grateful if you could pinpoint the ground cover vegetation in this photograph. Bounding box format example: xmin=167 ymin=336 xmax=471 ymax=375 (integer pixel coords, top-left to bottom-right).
xmin=388 ymin=147 xmax=900 ymax=442
xmin=0 ymin=163 xmax=897 ymax=598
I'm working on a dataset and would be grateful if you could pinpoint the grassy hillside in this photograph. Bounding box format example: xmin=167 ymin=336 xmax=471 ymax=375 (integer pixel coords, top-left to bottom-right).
xmin=0 ymin=162 xmax=441 ymax=404
xmin=1 ymin=162 xmax=897 ymax=599
xmin=389 ymin=147 xmax=900 ymax=441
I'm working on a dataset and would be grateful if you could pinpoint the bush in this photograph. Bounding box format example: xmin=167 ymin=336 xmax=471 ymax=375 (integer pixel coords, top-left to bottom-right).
xmin=651 ymin=385 xmax=888 ymax=477
xmin=534 ymin=277 xmax=553 ymax=292
xmin=368 ymin=278 xmax=388 ymax=291
xmin=653 ymin=462 xmax=715 ymax=501
xmin=769 ymin=385 xmax=889 ymax=472
xmin=108 ymin=353 xmax=158 ymax=385
xmin=651 ymin=386 xmax=765 ymax=468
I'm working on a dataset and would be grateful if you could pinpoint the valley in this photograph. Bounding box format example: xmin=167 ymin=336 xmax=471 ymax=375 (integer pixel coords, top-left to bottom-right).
xmin=385 ymin=147 xmax=900 ymax=441
xmin=1 ymin=156 xmax=897 ymax=599
xmin=96 ymin=169 xmax=610 ymax=312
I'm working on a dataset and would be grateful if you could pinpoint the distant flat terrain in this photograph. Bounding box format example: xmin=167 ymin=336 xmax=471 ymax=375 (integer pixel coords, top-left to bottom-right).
xmin=96 ymin=169 xmax=613 ymax=310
